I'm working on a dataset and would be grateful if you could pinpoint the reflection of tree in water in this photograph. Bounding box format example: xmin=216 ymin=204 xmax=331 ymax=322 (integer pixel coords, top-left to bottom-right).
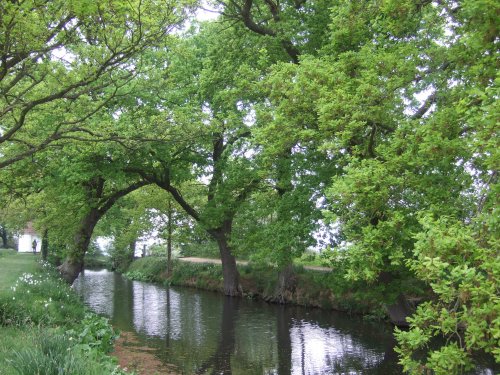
xmin=112 ymin=273 xmax=134 ymax=329
xmin=195 ymin=296 xmax=240 ymax=375
xmin=276 ymin=305 xmax=292 ymax=375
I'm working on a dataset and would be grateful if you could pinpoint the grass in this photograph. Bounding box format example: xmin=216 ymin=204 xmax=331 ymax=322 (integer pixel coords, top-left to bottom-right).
xmin=0 ymin=249 xmax=130 ymax=375
xmin=0 ymin=250 xmax=38 ymax=293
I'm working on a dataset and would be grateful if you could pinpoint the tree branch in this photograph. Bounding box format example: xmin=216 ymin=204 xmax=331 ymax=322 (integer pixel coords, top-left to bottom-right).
xmin=411 ymin=92 xmax=437 ymax=120
xmin=98 ymin=180 xmax=150 ymax=215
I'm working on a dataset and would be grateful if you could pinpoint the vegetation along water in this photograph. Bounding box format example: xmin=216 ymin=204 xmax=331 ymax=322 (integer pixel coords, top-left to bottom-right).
xmin=0 ymin=250 xmax=127 ymax=375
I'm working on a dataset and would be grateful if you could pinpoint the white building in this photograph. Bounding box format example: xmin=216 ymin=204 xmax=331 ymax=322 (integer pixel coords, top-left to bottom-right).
xmin=17 ymin=222 xmax=41 ymax=253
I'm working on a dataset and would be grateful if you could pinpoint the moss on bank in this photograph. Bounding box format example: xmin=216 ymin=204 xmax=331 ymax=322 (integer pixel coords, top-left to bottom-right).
xmin=124 ymin=256 xmax=389 ymax=318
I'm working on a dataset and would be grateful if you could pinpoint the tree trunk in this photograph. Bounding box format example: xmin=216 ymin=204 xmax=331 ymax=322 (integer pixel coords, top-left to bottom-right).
xmin=129 ymin=240 xmax=136 ymax=263
xmin=210 ymin=223 xmax=242 ymax=297
xmin=378 ymin=271 xmax=415 ymax=326
xmin=273 ymin=148 xmax=297 ymax=303
xmin=58 ymin=259 xmax=84 ymax=284
xmin=274 ymin=262 xmax=297 ymax=303
xmin=386 ymin=294 xmax=414 ymax=327
xmin=0 ymin=226 xmax=8 ymax=248
xmin=58 ymin=208 xmax=100 ymax=284
xmin=41 ymin=229 xmax=49 ymax=260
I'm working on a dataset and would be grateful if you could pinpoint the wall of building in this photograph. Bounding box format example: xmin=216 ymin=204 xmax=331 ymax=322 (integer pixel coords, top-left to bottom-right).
xmin=18 ymin=234 xmax=41 ymax=253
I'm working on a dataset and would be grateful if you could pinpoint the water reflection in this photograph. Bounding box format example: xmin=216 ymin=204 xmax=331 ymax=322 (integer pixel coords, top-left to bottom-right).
xmin=74 ymin=269 xmax=401 ymax=374
xmin=73 ymin=269 xmax=115 ymax=317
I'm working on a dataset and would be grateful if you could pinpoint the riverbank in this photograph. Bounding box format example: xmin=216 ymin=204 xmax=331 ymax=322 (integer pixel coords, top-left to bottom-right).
xmin=0 ymin=250 xmax=130 ymax=375
xmin=124 ymin=256 xmax=398 ymax=319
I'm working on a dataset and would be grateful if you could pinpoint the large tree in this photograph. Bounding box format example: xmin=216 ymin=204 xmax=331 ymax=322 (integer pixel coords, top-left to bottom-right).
xmin=11 ymin=132 xmax=151 ymax=282
xmin=212 ymin=0 xmax=335 ymax=297
xmin=243 ymin=0 xmax=499 ymax=372
xmin=0 ymin=0 xmax=195 ymax=169
xmin=119 ymin=22 xmax=274 ymax=296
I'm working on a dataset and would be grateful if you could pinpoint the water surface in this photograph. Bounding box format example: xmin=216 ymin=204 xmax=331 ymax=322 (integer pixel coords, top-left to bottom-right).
xmin=74 ymin=269 xmax=403 ymax=374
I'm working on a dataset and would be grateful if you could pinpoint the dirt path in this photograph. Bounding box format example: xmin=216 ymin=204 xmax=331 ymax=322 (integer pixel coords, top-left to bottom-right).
xmin=178 ymin=257 xmax=332 ymax=272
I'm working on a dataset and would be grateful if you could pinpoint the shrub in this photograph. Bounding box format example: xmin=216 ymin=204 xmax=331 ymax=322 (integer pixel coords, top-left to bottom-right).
xmin=66 ymin=313 xmax=118 ymax=354
xmin=125 ymin=256 xmax=168 ymax=282
xmin=124 ymin=270 xmax=151 ymax=282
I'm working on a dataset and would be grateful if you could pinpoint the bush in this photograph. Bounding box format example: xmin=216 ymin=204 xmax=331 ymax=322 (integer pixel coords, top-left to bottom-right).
xmin=66 ymin=313 xmax=118 ymax=354
xmin=0 ymin=254 xmax=132 ymax=375
xmin=124 ymin=256 xmax=168 ymax=283
xmin=171 ymin=261 xmax=224 ymax=290
xmin=124 ymin=270 xmax=149 ymax=281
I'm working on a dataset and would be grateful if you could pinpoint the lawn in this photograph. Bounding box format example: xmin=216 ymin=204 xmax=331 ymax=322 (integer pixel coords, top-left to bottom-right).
xmin=0 ymin=249 xmax=39 ymax=293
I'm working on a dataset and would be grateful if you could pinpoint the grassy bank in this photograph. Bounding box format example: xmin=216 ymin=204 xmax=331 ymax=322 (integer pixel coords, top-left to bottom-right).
xmin=0 ymin=249 xmax=129 ymax=375
xmin=124 ymin=256 xmax=390 ymax=318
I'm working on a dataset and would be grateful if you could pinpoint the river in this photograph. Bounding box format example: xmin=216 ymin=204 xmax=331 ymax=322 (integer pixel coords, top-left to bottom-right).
xmin=74 ymin=269 xmax=404 ymax=374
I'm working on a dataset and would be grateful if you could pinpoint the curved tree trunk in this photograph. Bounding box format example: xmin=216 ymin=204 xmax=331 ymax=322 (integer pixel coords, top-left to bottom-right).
xmin=58 ymin=179 xmax=148 ymax=284
xmin=59 ymin=208 xmax=100 ymax=284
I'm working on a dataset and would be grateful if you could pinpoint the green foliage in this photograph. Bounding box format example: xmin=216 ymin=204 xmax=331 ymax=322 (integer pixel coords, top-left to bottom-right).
xmin=0 ymin=252 xmax=130 ymax=375
xmin=125 ymin=256 xmax=168 ymax=283
xmin=124 ymin=270 xmax=152 ymax=282
xmin=395 ymin=216 xmax=499 ymax=373
xmin=0 ymin=0 xmax=498 ymax=371
xmin=167 ymin=260 xmax=224 ymax=290
xmin=179 ymin=239 xmax=220 ymax=258
xmin=7 ymin=330 xmax=127 ymax=375
xmin=0 ymin=0 xmax=195 ymax=169
xmin=294 ymin=251 xmax=328 ymax=267
xmin=66 ymin=313 xmax=118 ymax=354
xmin=0 ymin=263 xmax=85 ymax=327
xmin=8 ymin=332 xmax=92 ymax=375
xmin=84 ymin=254 xmax=110 ymax=269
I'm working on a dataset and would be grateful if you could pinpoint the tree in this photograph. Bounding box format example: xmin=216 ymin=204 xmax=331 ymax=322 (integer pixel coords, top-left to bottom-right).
xmin=0 ymin=0 xmax=195 ymax=169
xmin=0 ymin=223 xmax=9 ymax=248
xmin=124 ymin=22 xmax=268 ymax=296
xmin=97 ymin=185 xmax=191 ymax=273
xmin=6 ymin=116 xmax=152 ymax=282
xmin=213 ymin=0 xmax=335 ymax=298
xmin=213 ymin=0 xmax=498 ymax=369
xmin=253 ymin=0 xmax=498 ymax=371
